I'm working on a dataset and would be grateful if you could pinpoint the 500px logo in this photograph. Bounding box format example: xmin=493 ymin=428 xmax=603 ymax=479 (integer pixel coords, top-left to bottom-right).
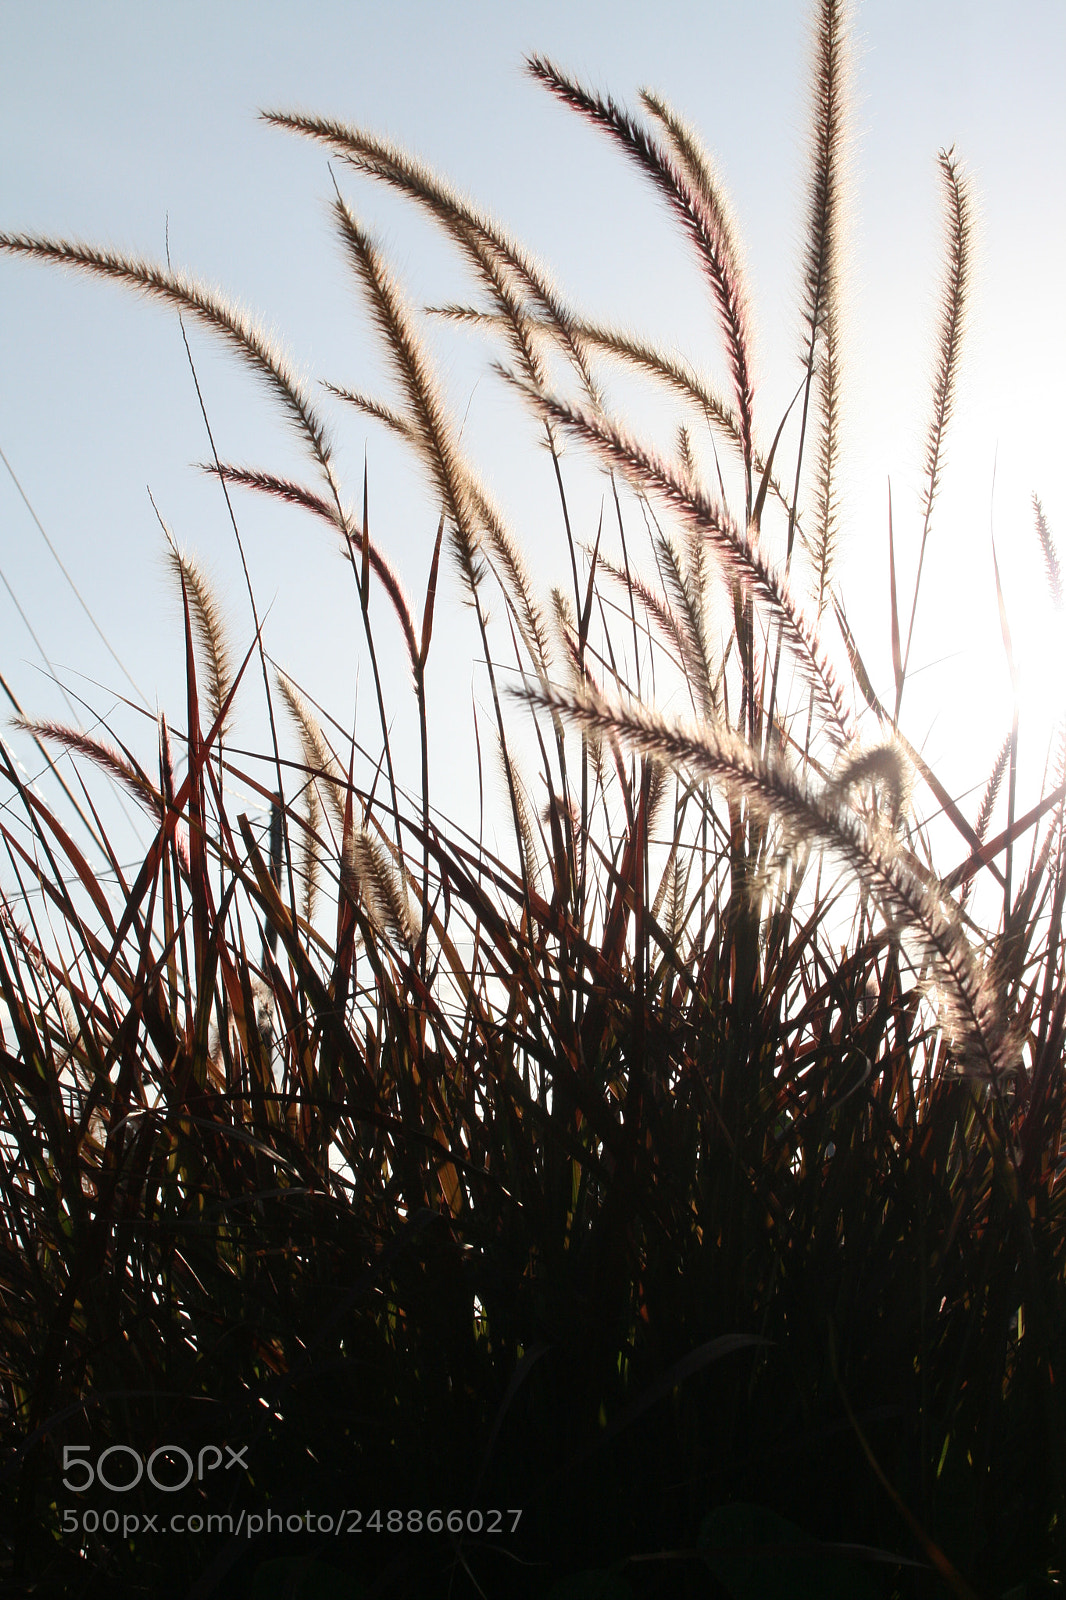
xmin=62 ymin=1444 xmax=250 ymax=1494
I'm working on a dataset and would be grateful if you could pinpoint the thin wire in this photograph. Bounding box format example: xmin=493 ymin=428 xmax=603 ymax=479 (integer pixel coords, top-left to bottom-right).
xmin=0 ymin=445 xmax=151 ymax=850
xmin=0 ymin=669 xmax=104 ymax=847
xmin=0 ymin=558 xmax=82 ymax=725
xmin=0 ymin=439 xmax=151 ymax=709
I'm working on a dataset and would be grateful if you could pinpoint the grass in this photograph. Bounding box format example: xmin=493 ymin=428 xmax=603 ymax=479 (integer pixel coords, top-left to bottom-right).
xmin=1 ymin=2 xmax=1064 ymax=1595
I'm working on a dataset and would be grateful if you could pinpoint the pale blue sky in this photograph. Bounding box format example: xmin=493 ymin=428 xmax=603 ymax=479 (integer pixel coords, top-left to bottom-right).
xmin=1 ymin=1 xmax=1063 ymax=859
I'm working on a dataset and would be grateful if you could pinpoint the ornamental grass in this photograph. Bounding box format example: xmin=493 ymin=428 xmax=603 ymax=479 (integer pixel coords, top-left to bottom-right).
xmin=1 ymin=3 xmax=1063 ymax=1595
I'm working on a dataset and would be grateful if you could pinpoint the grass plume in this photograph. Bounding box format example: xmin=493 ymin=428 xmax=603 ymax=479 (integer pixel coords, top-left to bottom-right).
xmin=1 ymin=10 xmax=1063 ymax=1598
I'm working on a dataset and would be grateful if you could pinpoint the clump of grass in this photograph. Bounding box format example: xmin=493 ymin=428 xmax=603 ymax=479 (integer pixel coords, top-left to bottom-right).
xmin=1 ymin=3 xmax=1065 ymax=1597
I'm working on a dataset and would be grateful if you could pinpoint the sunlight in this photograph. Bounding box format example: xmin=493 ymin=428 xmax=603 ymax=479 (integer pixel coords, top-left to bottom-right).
xmin=2 ymin=3 xmax=1064 ymax=1590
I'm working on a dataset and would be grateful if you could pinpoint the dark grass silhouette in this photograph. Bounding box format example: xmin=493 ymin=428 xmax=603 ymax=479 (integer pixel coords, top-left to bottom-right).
xmin=1 ymin=3 xmax=1064 ymax=1595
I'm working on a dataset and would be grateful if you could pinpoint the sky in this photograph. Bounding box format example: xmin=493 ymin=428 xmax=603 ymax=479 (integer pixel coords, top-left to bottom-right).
xmin=1 ymin=0 xmax=1064 ymax=882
